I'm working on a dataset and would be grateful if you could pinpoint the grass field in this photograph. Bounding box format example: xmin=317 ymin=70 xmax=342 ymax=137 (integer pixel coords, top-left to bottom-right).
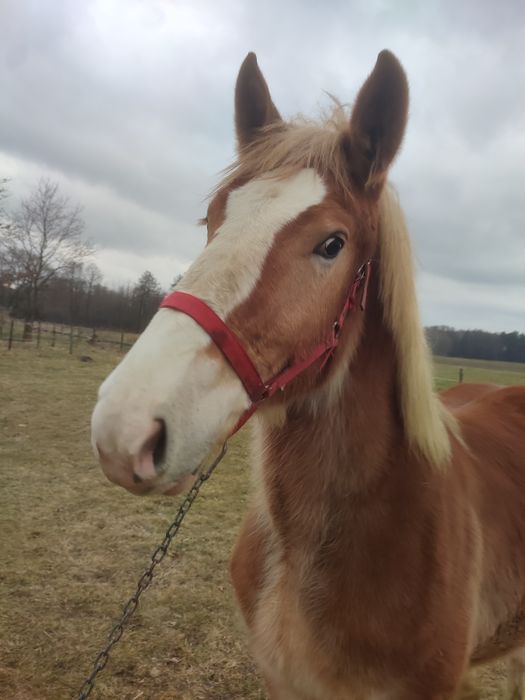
xmin=1 ymin=344 xmax=524 ymax=699
xmin=434 ymin=355 xmax=525 ymax=391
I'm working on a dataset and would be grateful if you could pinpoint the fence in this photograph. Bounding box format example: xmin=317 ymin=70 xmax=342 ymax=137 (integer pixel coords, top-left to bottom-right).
xmin=0 ymin=317 xmax=469 ymax=385
xmin=435 ymin=367 xmax=464 ymax=386
xmin=0 ymin=318 xmax=136 ymax=354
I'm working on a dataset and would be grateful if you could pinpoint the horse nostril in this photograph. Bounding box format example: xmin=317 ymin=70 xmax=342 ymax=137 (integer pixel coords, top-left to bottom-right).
xmin=152 ymin=419 xmax=167 ymax=468
xmin=131 ymin=420 xmax=167 ymax=482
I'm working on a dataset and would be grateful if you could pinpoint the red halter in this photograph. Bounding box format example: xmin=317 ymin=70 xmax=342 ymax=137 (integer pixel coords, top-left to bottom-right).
xmin=160 ymin=260 xmax=371 ymax=434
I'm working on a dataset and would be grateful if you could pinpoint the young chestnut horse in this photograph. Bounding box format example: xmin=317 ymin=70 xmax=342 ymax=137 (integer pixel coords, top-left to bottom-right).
xmin=91 ymin=51 xmax=525 ymax=699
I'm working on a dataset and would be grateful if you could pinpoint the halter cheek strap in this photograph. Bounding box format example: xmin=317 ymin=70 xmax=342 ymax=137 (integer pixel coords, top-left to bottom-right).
xmin=159 ymin=292 xmax=268 ymax=403
xmin=160 ymin=260 xmax=371 ymax=435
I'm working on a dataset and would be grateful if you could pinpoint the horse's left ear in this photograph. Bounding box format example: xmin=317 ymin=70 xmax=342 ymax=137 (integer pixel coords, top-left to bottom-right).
xmin=235 ymin=52 xmax=282 ymax=151
xmin=345 ymin=50 xmax=409 ymax=191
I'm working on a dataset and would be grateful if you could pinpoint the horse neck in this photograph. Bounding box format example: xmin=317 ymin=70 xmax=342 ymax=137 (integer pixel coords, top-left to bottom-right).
xmin=255 ymin=275 xmax=413 ymax=547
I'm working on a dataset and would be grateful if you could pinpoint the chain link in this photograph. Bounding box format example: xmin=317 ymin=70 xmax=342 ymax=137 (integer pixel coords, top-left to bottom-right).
xmin=76 ymin=443 xmax=228 ymax=700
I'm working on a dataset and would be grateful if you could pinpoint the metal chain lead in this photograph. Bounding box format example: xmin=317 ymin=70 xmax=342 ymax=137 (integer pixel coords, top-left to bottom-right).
xmin=76 ymin=443 xmax=228 ymax=700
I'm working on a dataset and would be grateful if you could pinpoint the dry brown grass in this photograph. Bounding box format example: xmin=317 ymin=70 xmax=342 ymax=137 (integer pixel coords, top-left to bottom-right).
xmin=1 ymin=344 xmax=262 ymax=700
xmin=0 ymin=343 xmax=521 ymax=699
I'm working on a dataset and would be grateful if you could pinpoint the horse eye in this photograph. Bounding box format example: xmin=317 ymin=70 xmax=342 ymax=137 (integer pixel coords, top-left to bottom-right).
xmin=315 ymin=235 xmax=345 ymax=260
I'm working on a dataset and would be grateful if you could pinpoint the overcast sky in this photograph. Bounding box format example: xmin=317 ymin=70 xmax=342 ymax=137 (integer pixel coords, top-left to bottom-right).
xmin=0 ymin=0 xmax=524 ymax=331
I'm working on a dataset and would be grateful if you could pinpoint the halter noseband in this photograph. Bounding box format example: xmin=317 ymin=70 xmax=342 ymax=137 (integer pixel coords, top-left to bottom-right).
xmin=160 ymin=260 xmax=371 ymax=434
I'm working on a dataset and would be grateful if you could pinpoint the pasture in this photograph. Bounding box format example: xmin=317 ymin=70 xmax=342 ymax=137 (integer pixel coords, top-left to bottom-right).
xmin=1 ymin=344 xmax=525 ymax=699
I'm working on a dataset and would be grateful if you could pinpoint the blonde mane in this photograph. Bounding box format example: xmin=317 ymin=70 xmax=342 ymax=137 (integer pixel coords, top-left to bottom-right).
xmin=219 ymin=102 xmax=355 ymax=198
xmin=378 ymin=187 xmax=458 ymax=467
xmin=221 ymin=105 xmax=457 ymax=468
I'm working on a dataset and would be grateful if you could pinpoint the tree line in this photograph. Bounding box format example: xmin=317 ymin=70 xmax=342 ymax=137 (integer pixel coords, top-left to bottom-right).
xmin=426 ymin=326 xmax=525 ymax=363
xmin=1 ymin=177 xmax=524 ymax=360
xmin=0 ymin=265 xmax=167 ymax=333
xmin=0 ymin=177 xmax=173 ymax=332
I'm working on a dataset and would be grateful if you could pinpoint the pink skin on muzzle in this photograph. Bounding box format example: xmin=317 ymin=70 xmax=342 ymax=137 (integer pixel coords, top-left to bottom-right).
xmin=95 ymin=419 xmax=196 ymax=496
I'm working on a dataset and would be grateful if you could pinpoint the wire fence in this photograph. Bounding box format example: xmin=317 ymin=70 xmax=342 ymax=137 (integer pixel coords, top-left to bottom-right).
xmin=0 ymin=318 xmax=137 ymax=354
xmin=2 ymin=317 xmax=483 ymax=388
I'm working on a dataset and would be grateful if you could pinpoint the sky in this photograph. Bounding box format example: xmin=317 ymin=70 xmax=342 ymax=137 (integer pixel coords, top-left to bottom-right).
xmin=0 ymin=0 xmax=524 ymax=332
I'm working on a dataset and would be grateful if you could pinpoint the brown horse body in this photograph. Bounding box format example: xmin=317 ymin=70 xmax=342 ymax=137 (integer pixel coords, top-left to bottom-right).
xmin=92 ymin=50 xmax=525 ymax=699
xmin=231 ymin=302 xmax=525 ymax=698
xmin=224 ymin=56 xmax=525 ymax=699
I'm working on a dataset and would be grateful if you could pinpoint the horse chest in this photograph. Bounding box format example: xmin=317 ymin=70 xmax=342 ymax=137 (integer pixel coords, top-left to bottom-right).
xmin=249 ymin=560 xmax=400 ymax=700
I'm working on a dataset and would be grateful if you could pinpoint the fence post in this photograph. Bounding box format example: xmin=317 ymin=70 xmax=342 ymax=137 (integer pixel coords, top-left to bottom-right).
xmin=119 ymin=330 xmax=124 ymax=352
xmin=51 ymin=326 xmax=56 ymax=347
xmin=37 ymin=321 xmax=41 ymax=349
xmin=23 ymin=322 xmax=32 ymax=342
xmin=458 ymin=367 xmax=464 ymax=384
xmin=8 ymin=320 xmax=14 ymax=350
xmin=69 ymin=326 xmax=74 ymax=355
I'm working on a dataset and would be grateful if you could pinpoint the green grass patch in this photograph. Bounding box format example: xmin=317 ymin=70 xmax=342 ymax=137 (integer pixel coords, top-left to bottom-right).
xmin=433 ymin=355 xmax=525 ymax=392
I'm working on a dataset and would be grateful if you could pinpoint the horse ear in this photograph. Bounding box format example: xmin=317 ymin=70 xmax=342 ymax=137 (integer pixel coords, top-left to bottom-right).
xmin=235 ymin=52 xmax=282 ymax=150
xmin=345 ymin=50 xmax=409 ymax=191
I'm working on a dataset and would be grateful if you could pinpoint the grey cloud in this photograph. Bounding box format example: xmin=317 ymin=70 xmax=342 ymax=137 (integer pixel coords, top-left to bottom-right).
xmin=0 ymin=0 xmax=523 ymax=329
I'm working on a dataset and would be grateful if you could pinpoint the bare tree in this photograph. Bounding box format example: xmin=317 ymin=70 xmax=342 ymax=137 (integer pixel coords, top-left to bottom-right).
xmin=63 ymin=260 xmax=103 ymax=325
xmin=133 ymin=270 xmax=163 ymax=331
xmin=83 ymin=262 xmax=103 ymax=324
xmin=1 ymin=178 xmax=91 ymax=321
xmin=0 ymin=178 xmax=12 ymax=267
xmin=0 ymin=179 xmax=12 ymax=308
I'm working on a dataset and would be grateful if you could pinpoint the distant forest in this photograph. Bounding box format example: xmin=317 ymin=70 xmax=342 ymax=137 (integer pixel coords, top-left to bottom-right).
xmin=0 ymin=177 xmax=174 ymax=334
xmin=1 ymin=179 xmax=523 ymax=362
xmin=0 ymin=268 xmax=170 ymax=334
xmin=1 ymin=273 xmax=524 ymax=363
xmin=426 ymin=326 xmax=525 ymax=364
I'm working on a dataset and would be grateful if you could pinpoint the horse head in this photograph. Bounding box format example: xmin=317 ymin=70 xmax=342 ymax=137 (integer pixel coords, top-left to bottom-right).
xmin=91 ymin=51 xmax=409 ymax=495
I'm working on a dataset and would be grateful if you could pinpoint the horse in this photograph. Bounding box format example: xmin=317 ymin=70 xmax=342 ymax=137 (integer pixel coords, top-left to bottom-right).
xmin=91 ymin=50 xmax=525 ymax=699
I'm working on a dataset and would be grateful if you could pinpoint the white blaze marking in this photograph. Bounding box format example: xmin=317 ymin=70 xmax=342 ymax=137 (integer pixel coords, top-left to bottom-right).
xmin=179 ymin=168 xmax=326 ymax=315
xmin=92 ymin=169 xmax=326 ymax=484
